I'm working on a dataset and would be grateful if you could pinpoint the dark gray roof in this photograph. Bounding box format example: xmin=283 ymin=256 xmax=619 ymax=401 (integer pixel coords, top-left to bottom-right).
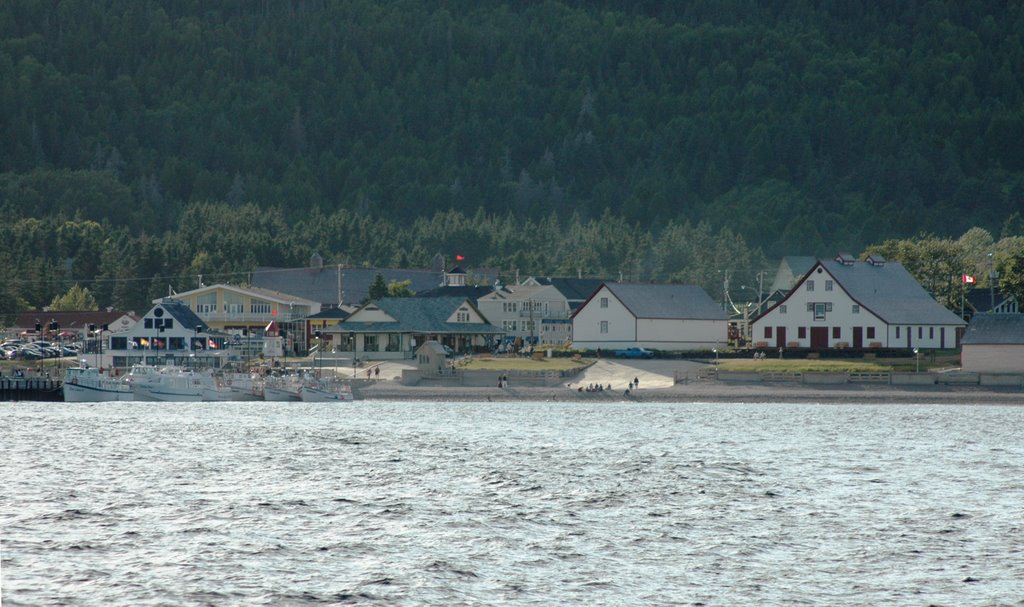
xmin=769 ymin=256 xmax=817 ymax=292
xmin=598 ymin=283 xmax=727 ymax=320
xmin=961 ymin=314 xmax=1024 ymax=345
xmin=416 ymin=285 xmax=497 ymax=299
xmin=818 ymin=260 xmax=965 ymax=325
xmin=966 ymin=288 xmax=1014 ymax=314
xmin=333 ymin=297 xmax=503 ymax=334
xmin=152 ymin=299 xmax=208 ymax=332
xmin=528 ymin=277 xmax=606 ymax=306
xmin=251 ymin=266 xmax=444 ymax=305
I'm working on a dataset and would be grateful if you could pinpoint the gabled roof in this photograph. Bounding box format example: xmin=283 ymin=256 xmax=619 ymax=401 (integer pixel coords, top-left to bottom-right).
xmin=161 ymin=283 xmax=317 ymax=306
xmin=416 ymin=285 xmax=496 ymax=299
xmin=961 ymin=314 xmax=1024 ymax=345
xmin=304 ymin=306 xmax=358 ymax=320
xmin=478 ymin=284 xmax=561 ymax=303
xmin=768 ymin=256 xmax=817 ymax=292
xmin=150 ymin=299 xmax=208 ymax=332
xmin=527 ymin=277 xmax=607 ymax=304
xmin=965 ymin=288 xmax=1016 ymax=314
xmin=577 ymin=283 xmax=727 ymax=321
xmin=766 ymin=259 xmax=966 ymax=326
xmin=333 ymin=296 xmax=503 ymax=334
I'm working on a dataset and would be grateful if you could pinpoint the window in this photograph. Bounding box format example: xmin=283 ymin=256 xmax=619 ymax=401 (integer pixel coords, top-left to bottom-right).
xmin=110 ymin=336 xmax=127 ymax=350
xmin=364 ymin=335 xmax=379 ymax=352
xmin=250 ymin=299 xmax=271 ymax=314
xmin=806 ymin=280 xmax=815 ymax=292
xmin=814 ymin=303 xmax=826 ymax=320
xmin=600 ymin=297 xmax=608 ymax=308
xmin=224 ymin=292 xmax=243 ymax=314
xmin=825 ymin=280 xmax=833 ymax=291
xmin=600 ymin=320 xmax=609 ymax=334
xmin=170 ymin=337 xmax=185 ymax=350
xmin=386 ymin=334 xmax=401 ymax=352
xmin=502 ymin=320 xmax=517 ymax=331
xmin=917 ymin=327 xmax=923 ymax=338
xmin=896 ymin=326 xmax=901 ymax=338
xmin=852 ymin=304 xmax=860 ymax=314
xmin=456 ymin=311 xmax=469 ymax=322
xmin=867 ymin=327 xmax=875 ymax=339
xmin=764 ymin=326 xmax=773 ymax=338
xmin=929 ymin=327 xmax=934 ymax=339
xmin=832 ymin=327 xmax=840 ymax=339
xmin=798 ymin=327 xmax=807 ymax=339
xmin=144 ymin=318 xmax=153 ymax=329
xmin=780 ymin=305 xmax=787 ymax=314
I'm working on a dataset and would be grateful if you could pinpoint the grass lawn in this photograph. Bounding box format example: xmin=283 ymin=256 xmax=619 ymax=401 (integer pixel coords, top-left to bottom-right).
xmin=459 ymin=356 xmax=592 ymax=372
xmin=718 ymin=354 xmax=959 ymax=373
xmin=718 ymin=359 xmax=893 ymax=373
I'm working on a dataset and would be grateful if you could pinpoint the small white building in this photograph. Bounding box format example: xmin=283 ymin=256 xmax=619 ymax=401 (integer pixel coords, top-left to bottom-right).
xmin=751 ymin=254 xmax=966 ymax=350
xmin=960 ymin=314 xmax=1024 ymax=373
xmin=476 ymin=284 xmax=572 ymax=346
xmin=571 ymin=282 xmax=727 ymax=351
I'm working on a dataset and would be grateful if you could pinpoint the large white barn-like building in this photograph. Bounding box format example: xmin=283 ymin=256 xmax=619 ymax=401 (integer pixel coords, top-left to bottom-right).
xmin=751 ymin=254 xmax=966 ymax=350
xmin=571 ymin=282 xmax=727 ymax=351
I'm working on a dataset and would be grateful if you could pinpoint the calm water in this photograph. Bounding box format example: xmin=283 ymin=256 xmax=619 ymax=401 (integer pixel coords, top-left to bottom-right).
xmin=2 ymin=400 xmax=1023 ymax=606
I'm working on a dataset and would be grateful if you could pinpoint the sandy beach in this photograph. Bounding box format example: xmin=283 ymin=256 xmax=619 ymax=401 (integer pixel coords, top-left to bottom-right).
xmin=356 ymin=359 xmax=1024 ymax=405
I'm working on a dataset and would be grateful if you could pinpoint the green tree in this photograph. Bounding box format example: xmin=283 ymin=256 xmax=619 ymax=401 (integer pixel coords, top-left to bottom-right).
xmin=387 ymin=280 xmax=414 ymax=297
xmin=49 ymin=284 xmax=99 ymax=311
xmin=368 ymin=272 xmax=387 ymax=301
xmin=997 ymin=251 xmax=1024 ymax=306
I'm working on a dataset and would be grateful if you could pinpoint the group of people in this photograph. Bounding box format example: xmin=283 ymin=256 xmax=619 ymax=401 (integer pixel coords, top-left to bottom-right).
xmin=572 ymin=376 xmax=641 ymax=395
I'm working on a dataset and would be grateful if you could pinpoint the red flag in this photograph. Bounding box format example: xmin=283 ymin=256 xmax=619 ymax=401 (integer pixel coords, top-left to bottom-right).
xmin=456 ymin=254 xmax=465 ymax=261
xmin=962 ymin=274 xmax=976 ymax=283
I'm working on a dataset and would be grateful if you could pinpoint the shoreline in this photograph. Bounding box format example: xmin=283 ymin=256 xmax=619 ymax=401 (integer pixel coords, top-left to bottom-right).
xmin=357 ymin=381 xmax=1024 ymax=405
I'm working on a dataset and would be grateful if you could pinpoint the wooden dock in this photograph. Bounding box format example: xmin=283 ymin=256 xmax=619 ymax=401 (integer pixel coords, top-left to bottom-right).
xmin=0 ymin=378 xmax=63 ymax=401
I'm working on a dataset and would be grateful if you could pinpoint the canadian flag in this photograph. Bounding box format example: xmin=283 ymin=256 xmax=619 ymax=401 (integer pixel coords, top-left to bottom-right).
xmin=456 ymin=254 xmax=465 ymax=261
xmin=962 ymin=274 xmax=976 ymax=283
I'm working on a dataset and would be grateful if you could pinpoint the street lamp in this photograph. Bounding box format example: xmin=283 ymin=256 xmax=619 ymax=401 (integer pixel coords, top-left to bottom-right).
xmin=314 ymin=330 xmax=323 ymax=378
xmin=350 ymin=331 xmax=357 ymax=377
xmin=713 ymin=348 xmax=719 ymax=365
xmin=193 ymin=324 xmax=204 ymax=369
xmin=914 ymin=347 xmax=920 ymax=373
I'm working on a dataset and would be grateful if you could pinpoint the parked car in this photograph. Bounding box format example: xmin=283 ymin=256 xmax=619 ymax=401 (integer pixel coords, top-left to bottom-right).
xmin=614 ymin=347 xmax=654 ymax=359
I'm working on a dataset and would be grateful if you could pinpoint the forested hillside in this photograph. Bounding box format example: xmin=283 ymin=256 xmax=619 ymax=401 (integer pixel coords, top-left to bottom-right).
xmin=2 ymin=0 xmax=1023 ymax=314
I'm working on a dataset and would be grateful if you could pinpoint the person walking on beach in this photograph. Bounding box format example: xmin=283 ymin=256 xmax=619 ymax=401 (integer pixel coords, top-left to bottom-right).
xmin=633 ymin=376 xmax=639 ymax=389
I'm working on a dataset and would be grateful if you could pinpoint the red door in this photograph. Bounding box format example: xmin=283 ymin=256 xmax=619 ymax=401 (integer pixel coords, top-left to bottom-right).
xmin=853 ymin=326 xmax=863 ymax=349
xmin=775 ymin=326 xmax=786 ymax=349
xmin=810 ymin=326 xmax=828 ymax=349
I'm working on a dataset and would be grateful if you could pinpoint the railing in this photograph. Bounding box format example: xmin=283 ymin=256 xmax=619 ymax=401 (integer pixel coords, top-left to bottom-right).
xmin=194 ymin=312 xmax=307 ymax=323
xmin=518 ymin=310 xmax=570 ymax=319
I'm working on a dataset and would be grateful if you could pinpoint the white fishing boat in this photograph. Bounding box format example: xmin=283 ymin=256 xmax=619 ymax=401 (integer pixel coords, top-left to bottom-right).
xmin=62 ymin=366 xmax=133 ymax=402
xmin=129 ymin=365 xmax=213 ymax=402
xmin=224 ymin=372 xmax=263 ymax=400
xmin=300 ymin=379 xmax=356 ymax=402
xmin=262 ymin=375 xmax=302 ymax=401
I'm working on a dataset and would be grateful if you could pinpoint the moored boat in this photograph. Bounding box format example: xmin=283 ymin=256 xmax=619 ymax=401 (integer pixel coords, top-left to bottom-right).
xmin=300 ymin=379 xmax=356 ymax=402
xmin=262 ymin=375 xmax=302 ymax=401
xmin=129 ymin=365 xmax=212 ymax=402
xmin=63 ymin=366 xmax=133 ymax=402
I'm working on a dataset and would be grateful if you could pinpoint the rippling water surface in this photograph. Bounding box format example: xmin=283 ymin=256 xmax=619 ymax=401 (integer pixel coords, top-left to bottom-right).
xmin=2 ymin=400 xmax=1023 ymax=606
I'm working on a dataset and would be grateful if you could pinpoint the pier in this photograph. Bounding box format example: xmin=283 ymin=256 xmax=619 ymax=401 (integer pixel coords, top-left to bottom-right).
xmin=0 ymin=378 xmax=63 ymax=401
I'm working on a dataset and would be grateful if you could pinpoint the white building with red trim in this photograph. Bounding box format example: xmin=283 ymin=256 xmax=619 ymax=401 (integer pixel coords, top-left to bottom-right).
xmin=751 ymin=254 xmax=966 ymax=350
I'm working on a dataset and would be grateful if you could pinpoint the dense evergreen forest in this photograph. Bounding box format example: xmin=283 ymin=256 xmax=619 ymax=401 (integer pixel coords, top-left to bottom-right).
xmin=2 ymin=0 xmax=1024 ymax=316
